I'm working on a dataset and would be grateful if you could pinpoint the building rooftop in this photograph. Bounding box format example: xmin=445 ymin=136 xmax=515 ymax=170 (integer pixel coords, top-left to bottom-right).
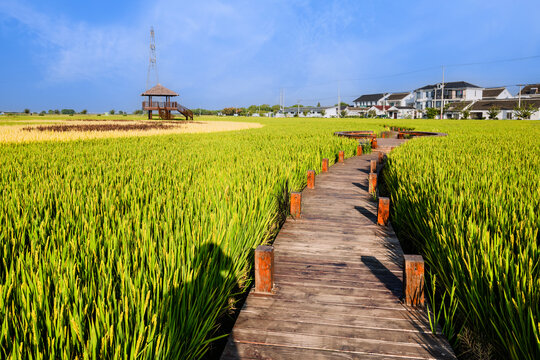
xmin=386 ymin=92 xmax=411 ymax=101
xmin=482 ymin=87 xmax=506 ymax=99
xmin=141 ymin=84 xmax=179 ymax=97
xmin=353 ymin=93 xmax=386 ymax=103
xmin=416 ymin=81 xmax=481 ymax=90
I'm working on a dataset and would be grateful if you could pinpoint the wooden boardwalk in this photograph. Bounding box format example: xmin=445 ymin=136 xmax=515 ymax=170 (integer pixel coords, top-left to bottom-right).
xmin=221 ymin=140 xmax=456 ymax=359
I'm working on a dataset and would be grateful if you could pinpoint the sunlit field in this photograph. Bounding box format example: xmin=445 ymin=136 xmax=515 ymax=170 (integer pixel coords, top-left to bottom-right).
xmin=0 ymin=116 xmax=538 ymax=359
xmin=0 ymin=114 xmax=261 ymax=143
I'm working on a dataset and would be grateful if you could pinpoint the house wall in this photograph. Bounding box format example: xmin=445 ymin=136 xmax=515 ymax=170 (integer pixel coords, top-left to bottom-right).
xmin=465 ymin=89 xmax=483 ymax=100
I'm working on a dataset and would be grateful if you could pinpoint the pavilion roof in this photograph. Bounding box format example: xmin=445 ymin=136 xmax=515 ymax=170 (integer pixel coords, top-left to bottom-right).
xmin=141 ymin=84 xmax=179 ymax=96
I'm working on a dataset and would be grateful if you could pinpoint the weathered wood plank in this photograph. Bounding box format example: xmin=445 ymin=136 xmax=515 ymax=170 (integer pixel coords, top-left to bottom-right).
xmin=220 ymin=142 xmax=455 ymax=359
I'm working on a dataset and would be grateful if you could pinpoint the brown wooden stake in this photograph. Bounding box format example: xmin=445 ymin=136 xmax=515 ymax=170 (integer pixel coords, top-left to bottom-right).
xmin=371 ymin=137 xmax=378 ymax=149
xmin=378 ymin=152 xmax=384 ymax=164
xmin=357 ymin=145 xmax=363 ymax=156
xmin=338 ymin=151 xmax=345 ymax=163
xmin=368 ymin=173 xmax=377 ymax=194
xmin=290 ymin=192 xmax=302 ymax=219
xmin=370 ymin=160 xmax=377 ymax=173
xmin=321 ymin=158 xmax=329 ymax=172
xmin=254 ymin=245 xmax=274 ymax=294
xmin=307 ymin=170 xmax=315 ymax=189
xmin=403 ymin=255 xmax=425 ymax=307
xmin=377 ymin=197 xmax=390 ymax=225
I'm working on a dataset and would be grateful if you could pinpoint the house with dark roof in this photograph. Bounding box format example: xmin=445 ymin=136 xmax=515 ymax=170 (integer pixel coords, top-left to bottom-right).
xmin=385 ymin=92 xmax=414 ymax=107
xmin=352 ymin=93 xmax=388 ymax=107
xmin=467 ymin=98 xmax=540 ymax=119
xmin=482 ymin=87 xmax=513 ymax=100
xmin=414 ymin=81 xmax=483 ymax=111
xmin=518 ymin=84 xmax=540 ymax=97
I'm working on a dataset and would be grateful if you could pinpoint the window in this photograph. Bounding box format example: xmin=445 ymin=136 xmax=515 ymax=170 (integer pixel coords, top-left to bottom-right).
xmin=456 ymin=90 xmax=463 ymax=98
xmin=506 ymin=112 xmax=512 ymax=119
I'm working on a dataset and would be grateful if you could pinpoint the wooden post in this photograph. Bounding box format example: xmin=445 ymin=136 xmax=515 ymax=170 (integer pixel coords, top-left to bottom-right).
xmin=378 ymin=152 xmax=384 ymax=164
xmin=357 ymin=145 xmax=363 ymax=156
xmin=290 ymin=192 xmax=302 ymax=219
xmin=254 ymin=245 xmax=274 ymax=294
xmin=377 ymin=197 xmax=390 ymax=225
xmin=338 ymin=151 xmax=345 ymax=163
xmin=370 ymin=160 xmax=377 ymax=173
xmin=322 ymin=158 xmax=329 ymax=172
xmin=371 ymin=137 xmax=378 ymax=149
xmin=307 ymin=170 xmax=315 ymax=189
xmin=148 ymin=110 xmax=152 ymax=120
xmin=368 ymin=173 xmax=377 ymax=194
xmin=403 ymin=255 xmax=425 ymax=307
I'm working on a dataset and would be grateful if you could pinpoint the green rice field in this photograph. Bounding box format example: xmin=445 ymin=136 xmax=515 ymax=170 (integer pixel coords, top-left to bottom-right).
xmin=0 ymin=116 xmax=539 ymax=359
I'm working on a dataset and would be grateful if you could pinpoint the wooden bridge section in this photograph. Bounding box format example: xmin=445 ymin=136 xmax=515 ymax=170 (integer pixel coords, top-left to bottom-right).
xmin=221 ymin=139 xmax=456 ymax=359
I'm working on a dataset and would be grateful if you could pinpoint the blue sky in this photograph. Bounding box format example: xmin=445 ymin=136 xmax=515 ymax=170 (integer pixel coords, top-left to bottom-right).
xmin=1 ymin=0 xmax=539 ymax=112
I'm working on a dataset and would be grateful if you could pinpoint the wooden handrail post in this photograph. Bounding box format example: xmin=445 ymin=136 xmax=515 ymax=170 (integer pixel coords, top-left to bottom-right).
xmin=403 ymin=255 xmax=425 ymax=307
xmin=307 ymin=170 xmax=315 ymax=189
xmin=290 ymin=192 xmax=302 ymax=219
xmin=377 ymin=197 xmax=390 ymax=225
xmin=357 ymin=145 xmax=363 ymax=156
xmin=322 ymin=158 xmax=329 ymax=172
xmin=368 ymin=173 xmax=377 ymax=195
xmin=370 ymin=160 xmax=377 ymax=173
xmin=371 ymin=137 xmax=378 ymax=149
xmin=378 ymin=152 xmax=384 ymax=165
xmin=254 ymin=245 xmax=274 ymax=294
xmin=338 ymin=151 xmax=345 ymax=163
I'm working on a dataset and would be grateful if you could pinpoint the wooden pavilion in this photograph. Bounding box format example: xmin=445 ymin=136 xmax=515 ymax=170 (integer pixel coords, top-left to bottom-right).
xmin=141 ymin=84 xmax=193 ymax=120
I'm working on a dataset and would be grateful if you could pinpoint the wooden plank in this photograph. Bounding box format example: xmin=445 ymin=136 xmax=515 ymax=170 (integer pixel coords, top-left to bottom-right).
xmin=220 ymin=140 xmax=456 ymax=359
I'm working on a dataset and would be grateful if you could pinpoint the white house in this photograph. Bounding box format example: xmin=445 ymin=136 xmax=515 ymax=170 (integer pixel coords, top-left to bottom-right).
xmin=469 ymin=98 xmax=540 ymax=120
xmin=345 ymin=106 xmax=369 ymax=117
xmin=414 ymin=81 xmax=483 ymax=110
xmin=385 ymin=92 xmax=415 ymax=107
xmin=482 ymin=87 xmax=513 ymax=100
xmin=282 ymin=106 xmax=329 ymax=117
xmin=324 ymin=105 xmax=348 ymax=117
xmin=352 ymin=93 xmax=388 ymax=107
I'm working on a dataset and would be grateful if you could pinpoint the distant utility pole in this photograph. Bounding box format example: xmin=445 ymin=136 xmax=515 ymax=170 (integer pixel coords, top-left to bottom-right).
xmin=518 ymin=84 xmax=523 ymax=107
xmin=297 ymin=99 xmax=301 ymax=116
xmin=440 ymin=66 xmax=445 ymax=119
xmin=337 ymin=83 xmax=341 ymax=118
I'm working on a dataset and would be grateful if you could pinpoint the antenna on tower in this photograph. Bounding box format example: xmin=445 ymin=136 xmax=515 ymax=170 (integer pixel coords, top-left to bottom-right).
xmin=146 ymin=26 xmax=159 ymax=90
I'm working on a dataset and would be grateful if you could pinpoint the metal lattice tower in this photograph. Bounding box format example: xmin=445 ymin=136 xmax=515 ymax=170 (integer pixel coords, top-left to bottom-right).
xmin=146 ymin=27 xmax=159 ymax=90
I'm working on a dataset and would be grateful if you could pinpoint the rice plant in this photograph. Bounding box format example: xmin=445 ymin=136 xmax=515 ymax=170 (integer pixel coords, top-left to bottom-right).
xmin=0 ymin=117 xmax=376 ymax=359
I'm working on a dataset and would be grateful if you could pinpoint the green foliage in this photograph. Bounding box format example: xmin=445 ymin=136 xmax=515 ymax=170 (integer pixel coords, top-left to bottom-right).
xmin=425 ymin=107 xmax=439 ymax=119
xmin=133 ymin=109 xmax=143 ymax=115
xmin=109 ymin=109 xmax=115 ymax=115
xmin=488 ymin=106 xmax=500 ymax=119
xmin=61 ymin=109 xmax=76 ymax=115
xmin=24 ymin=108 xmax=30 ymax=114
xmin=340 ymin=110 xmax=347 ymax=118
xmin=0 ymin=117 xmax=378 ymax=360
xmin=80 ymin=109 xmax=88 ymax=115
xmin=514 ymin=104 xmax=539 ymax=120
xmin=385 ymin=121 xmax=540 ymax=359
xmin=461 ymin=109 xmax=470 ymax=119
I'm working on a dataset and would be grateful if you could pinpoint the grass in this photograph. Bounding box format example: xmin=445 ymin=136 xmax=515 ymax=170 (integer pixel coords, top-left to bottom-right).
xmin=0 ymin=117 xmax=379 ymax=359
xmin=382 ymin=119 xmax=540 ymax=359
xmin=1 ymin=116 xmax=538 ymax=359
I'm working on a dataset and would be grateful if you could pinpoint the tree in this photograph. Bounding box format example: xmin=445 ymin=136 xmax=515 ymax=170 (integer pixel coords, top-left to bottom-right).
xmin=133 ymin=109 xmax=143 ymax=115
xmin=317 ymin=102 xmax=321 ymax=107
xmin=340 ymin=110 xmax=347 ymax=118
xmin=425 ymin=107 xmax=438 ymax=119
xmin=39 ymin=111 xmax=46 ymax=116
xmin=461 ymin=109 xmax=470 ymax=119
xmin=271 ymin=105 xmax=281 ymax=112
xmin=367 ymin=110 xmax=376 ymax=118
xmin=61 ymin=109 xmax=75 ymax=115
xmin=48 ymin=110 xmax=54 ymax=114
xmin=334 ymin=102 xmax=349 ymax=107
xmin=303 ymin=111 xmax=309 ymax=117
xmin=24 ymin=108 xmax=30 ymax=114
xmin=80 ymin=109 xmax=88 ymax=114
xmin=109 ymin=109 xmax=115 ymax=115
xmin=514 ymin=104 xmax=538 ymax=119
xmin=487 ymin=106 xmax=500 ymax=119
xmin=222 ymin=107 xmax=236 ymax=116
xmin=320 ymin=109 xmax=326 ymax=117
xmin=54 ymin=109 xmax=60 ymax=114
